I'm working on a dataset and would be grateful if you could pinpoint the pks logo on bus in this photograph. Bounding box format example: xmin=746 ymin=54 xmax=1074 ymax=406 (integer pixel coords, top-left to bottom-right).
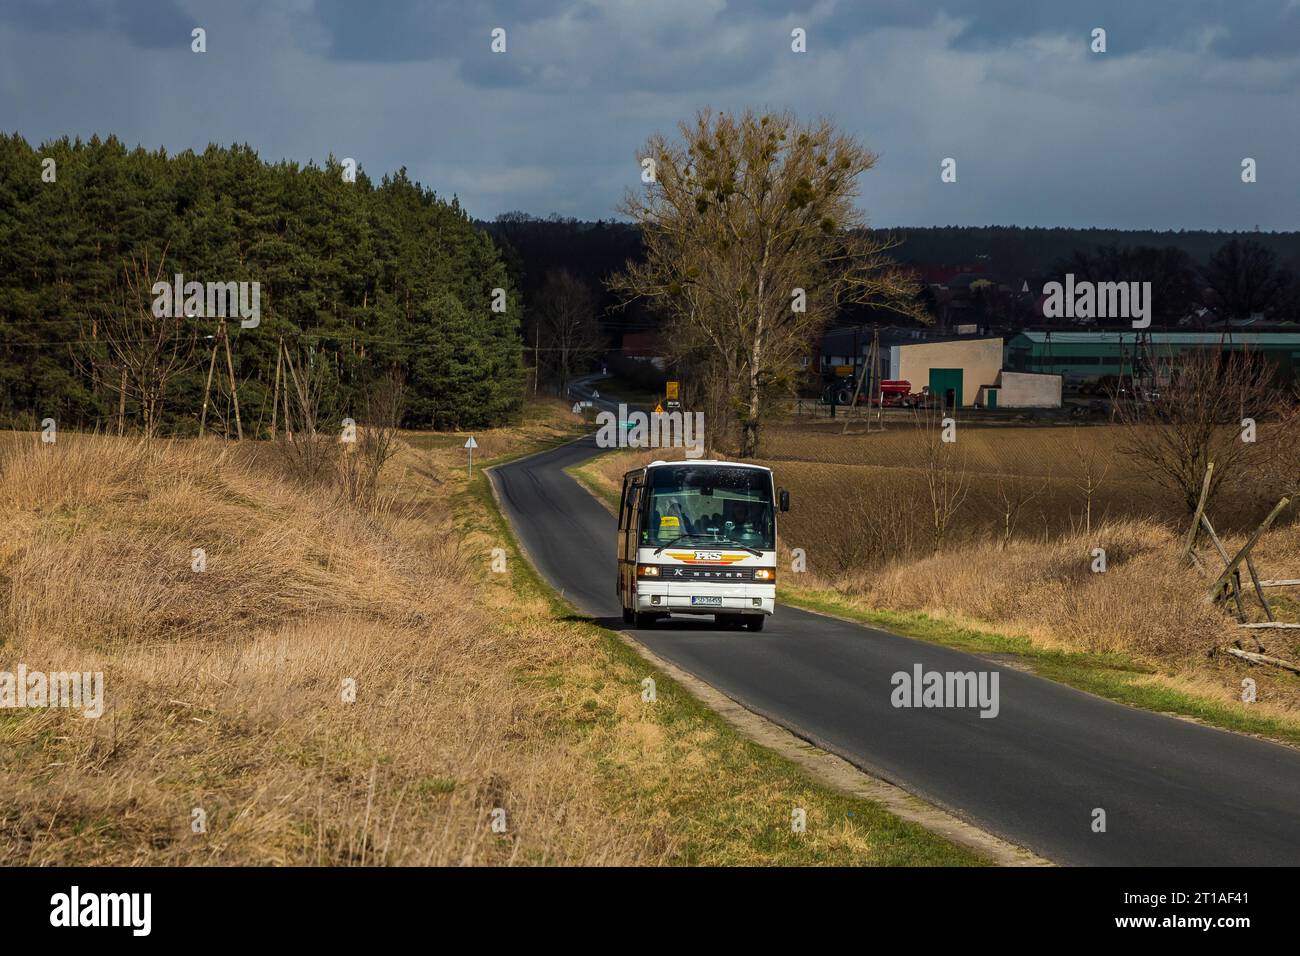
xmin=665 ymin=550 xmax=748 ymax=565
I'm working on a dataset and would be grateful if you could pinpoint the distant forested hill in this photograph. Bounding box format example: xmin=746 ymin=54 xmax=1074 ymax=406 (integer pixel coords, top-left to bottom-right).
xmin=880 ymin=226 xmax=1300 ymax=278
xmin=482 ymin=216 xmax=1300 ymax=346
xmin=485 ymin=216 xmax=1300 ymax=289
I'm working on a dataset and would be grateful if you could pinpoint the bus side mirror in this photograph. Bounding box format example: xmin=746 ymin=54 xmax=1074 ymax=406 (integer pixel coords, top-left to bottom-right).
xmin=779 ymin=489 xmax=790 ymax=512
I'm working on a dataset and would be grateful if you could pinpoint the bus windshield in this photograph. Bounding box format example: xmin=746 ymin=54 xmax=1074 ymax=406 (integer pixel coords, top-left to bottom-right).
xmin=640 ymin=465 xmax=775 ymax=551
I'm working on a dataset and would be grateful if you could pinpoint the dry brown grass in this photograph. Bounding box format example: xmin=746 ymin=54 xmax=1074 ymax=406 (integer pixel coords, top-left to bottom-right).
xmin=0 ymin=412 xmax=659 ymax=865
xmin=1 ymin=438 xmax=429 ymax=650
xmin=763 ymin=420 xmax=1291 ymax=533
xmin=839 ymin=518 xmax=1233 ymax=660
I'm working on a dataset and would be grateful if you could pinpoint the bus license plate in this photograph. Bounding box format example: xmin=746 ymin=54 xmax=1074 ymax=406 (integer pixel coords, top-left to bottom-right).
xmin=691 ymin=596 xmax=723 ymax=607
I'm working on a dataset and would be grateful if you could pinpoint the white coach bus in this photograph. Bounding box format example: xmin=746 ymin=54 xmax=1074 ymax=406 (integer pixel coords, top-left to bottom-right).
xmin=617 ymin=460 xmax=790 ymax=631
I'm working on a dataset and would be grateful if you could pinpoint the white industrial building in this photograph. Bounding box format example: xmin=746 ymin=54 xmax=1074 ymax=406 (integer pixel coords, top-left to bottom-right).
xmin=976 ymin=371 xmax=1063 ymax=409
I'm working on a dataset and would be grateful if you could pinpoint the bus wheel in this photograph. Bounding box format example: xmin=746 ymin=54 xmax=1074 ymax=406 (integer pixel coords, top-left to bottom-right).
xmin=621 ymin=605 xmax=633 ymax=624
xmin=744 ymin=616 xmax=765 ymax=632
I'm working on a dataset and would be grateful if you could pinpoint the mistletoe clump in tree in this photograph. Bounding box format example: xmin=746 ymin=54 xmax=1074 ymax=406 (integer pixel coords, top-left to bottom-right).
xmin=613 ymin=109 xmax=922 ymax=456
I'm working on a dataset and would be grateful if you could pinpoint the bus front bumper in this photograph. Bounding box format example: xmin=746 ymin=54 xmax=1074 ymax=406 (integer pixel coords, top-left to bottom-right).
xmin=634 ymin=585 xmax=775 ymax=617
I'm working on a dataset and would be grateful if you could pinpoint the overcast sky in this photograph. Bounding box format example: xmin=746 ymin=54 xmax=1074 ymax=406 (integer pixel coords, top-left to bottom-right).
xmin=2 ymin=0 xmax=1297 ymax=229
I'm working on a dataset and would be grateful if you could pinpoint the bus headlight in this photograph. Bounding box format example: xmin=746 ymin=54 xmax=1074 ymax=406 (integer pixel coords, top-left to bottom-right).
xmin=636 ymin=565 xmax=660 ymax=578
xmin=753 ymin=568 xmax=775 ymax=583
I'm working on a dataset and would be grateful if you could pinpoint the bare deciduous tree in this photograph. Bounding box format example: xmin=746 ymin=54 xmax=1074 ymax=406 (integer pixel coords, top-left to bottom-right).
xmin=532 ymin=269 xmax=603 ymax=394
xmin=82 ymin=248 xmax=198 ymax=438
xmin=1069 ymin=432 xmax=1111 ymax=535
xmin=1201 ymin=239 xmax=1292 ymax=324
xmin=996 ymin=473 xmax=1049 ymax=549
xmin=612 ymin=108 xmax=923 ymax=457
xmin=1113 ymin=346 xmax=1277 ymax=514
xmin=914 ymin=405 xmax=969 ymax=551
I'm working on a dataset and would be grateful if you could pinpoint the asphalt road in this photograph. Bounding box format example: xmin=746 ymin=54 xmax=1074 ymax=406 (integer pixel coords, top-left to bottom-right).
xmin=491 ymin=386 xmax=1300 ymax=865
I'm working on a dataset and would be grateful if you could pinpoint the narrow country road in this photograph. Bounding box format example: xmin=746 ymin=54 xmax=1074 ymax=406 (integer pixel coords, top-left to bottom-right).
xmin=490 ymin=381 xmax=1300 ymax=865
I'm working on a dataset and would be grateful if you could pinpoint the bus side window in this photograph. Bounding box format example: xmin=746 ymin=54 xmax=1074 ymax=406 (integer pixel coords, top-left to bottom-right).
xmin=627 ymin=483 xmax=642 ymax=541
xmin=618 ymin=478 xmax=629 ymax=531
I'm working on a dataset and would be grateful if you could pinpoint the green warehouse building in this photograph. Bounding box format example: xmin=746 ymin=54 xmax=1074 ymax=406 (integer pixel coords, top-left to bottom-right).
xmin=1004 ymin=331 xmax=1300 ymax=388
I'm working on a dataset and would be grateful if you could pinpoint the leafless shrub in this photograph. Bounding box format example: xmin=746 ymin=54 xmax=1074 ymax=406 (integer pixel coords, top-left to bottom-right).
xmin=687 ymin=354 xmax=739 ymax=457
xmin=1113 ymin=346 xmax=1278 ymax=514
xmin=339 ymin=371 xmax=407 ymax=507
xmin=274 ymin=346 xmax=338 ymax=486
xmin=823 ymin=483 xmax=922 ymax=573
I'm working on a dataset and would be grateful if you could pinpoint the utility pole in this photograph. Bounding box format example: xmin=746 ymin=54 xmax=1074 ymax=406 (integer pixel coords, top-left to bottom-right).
xmin=199 ymin=322 xmax=220 ymax=438
xmin=281 ymin=343 xmax=295 ymax=442
xmin=221 ymin=320 xmax=243 ymax=440
xmin=270 ymin=337 xmax=283 ymax=440
xmin=869 ymin=326 xmax=884 ymax=432
xmin=117 ymin=368 xmax=127 ymax=437
xmin=843 ymin=326 xmax=884 ymax=434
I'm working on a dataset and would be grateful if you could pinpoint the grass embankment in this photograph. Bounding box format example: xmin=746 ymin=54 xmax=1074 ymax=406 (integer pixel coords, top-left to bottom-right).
xmin=568 ymin=443 xmax=1300 ymax=749
xmin=0 ymin=399 xmax=982 ymax=866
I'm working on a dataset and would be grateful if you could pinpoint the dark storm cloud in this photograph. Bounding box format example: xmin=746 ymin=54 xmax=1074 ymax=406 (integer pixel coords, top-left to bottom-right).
xmin=0 ymin=0 xmax=1295 ymax=228
xmin=309 ymin=0 xmax=1300 ymax=73
xmin=938 ymin=0 xmax=1300 ymax=57
xmin=312 ymin=0 xmax=555 ymax=62
xmin=0 ymin=0 xmax=191 ymax=49
xmin=728 ymin=0 xmax=1300 ymax=58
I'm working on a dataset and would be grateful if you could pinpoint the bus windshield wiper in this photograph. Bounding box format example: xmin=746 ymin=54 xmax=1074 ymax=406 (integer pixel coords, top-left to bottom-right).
xmin=716 ymin=539 xmax=764 ymax=557
xmin=654 ymin=534 xmax=763 ymax=557
xmin=653 ymin=533 xmax=715 ymax=555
